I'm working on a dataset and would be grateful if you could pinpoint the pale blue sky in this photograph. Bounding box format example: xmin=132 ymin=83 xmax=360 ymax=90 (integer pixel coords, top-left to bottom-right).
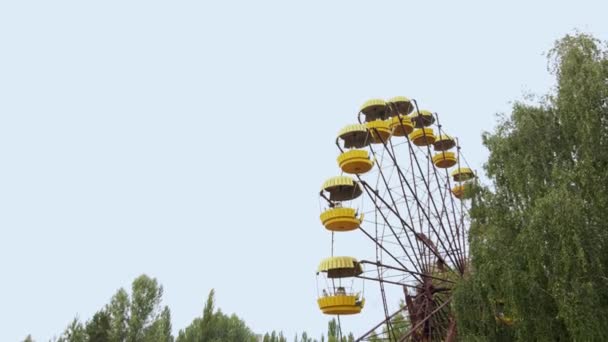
xmin=1 ymin=1 xmax=607 ymax=340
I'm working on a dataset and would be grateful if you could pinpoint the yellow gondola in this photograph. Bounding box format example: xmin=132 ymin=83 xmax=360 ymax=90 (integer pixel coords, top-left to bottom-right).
xmin=317 ymin=256 xmax=363 ymax=278
xmin=320 ymin=207 xmax=364 ymax=231
xmin=389 ymin=115 xmax=414 ymax=137
xmin=317 ymin=294 xmax=365 ymax=315
xmin=451 ymin=167 xmax=475 ymax=182
xmin=434 ymin=134 xmax=456 ymax=151
xmin=316 ymin=257 xmax=365 ymax=315
xmin=410 ymin=110 xmax=435 ymax=128
xmin=432 ymin=151 xmax=457 ymax=168
xmin=409 ymin=128 xmax=436 ymax=146
xmin=337 ymin=149 xmax=374 ymax=174
xmin=366 ymin=120 xmax=392 ymax=144
xmin=387 ymin=96 xmax=414 ymax=116
xmin=321 ymin=176 xmax=363 ymax=201
xmin=451 ymin=182 xmax=474 ymax=199
xmin=451 ymin=184 xmax=465 ymax=199
xmin=360 ymin=99 xmax=387 ymax=122
xmin=338 ymin=124 xmax=370 ymax=149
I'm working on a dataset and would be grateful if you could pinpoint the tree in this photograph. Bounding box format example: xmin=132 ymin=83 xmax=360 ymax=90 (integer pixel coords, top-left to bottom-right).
xmin=85 ymin=310 xmax=111 ymax=342
xmin=176 ymin=289 xmax=258 ymax=342
xmin=363 ymin=303 xmax=409 ymax=342
xmin=54 ymin=275 xmax=171 ymax=342
xmin=327 ymin=318 xmax=338 ymax=342
xmin=144 ymin=306 xmax=173 ymax=342
xmin=299 ymin=332 xmax=311 ymax=342
xmin=56 ymin=318 xmax=86 ymax=342
xmin=49 ymin=275 xmax=352 ymax=342
xmin=326 ymin=318 xmax=354 ymax=342
xmin=108 ymin=288 xmax=130 ymax=342
xmin=453 ymin=33 xmax=608 ymax=341
xmin=127 ymin=275 xmax=164 ymax=342
xmin=386 ymin=302 xmax=409 ymax=341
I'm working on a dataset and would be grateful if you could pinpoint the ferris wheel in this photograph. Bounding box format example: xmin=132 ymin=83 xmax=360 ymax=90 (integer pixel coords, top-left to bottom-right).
xmin=316 ymin=97 xmax=476 ymax=341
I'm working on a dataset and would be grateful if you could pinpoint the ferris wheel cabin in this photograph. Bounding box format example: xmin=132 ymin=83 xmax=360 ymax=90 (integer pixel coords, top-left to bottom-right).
xmin=316 ymin=257 xmax=365 ymax=315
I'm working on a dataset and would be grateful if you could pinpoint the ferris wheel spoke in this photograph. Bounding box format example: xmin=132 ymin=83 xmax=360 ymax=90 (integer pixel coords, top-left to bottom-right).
xmin=375 ymin=137 xmax=465 ymax=273
xmin=405 ymin=141 xmax=464 ymax=272
xmin=426 ymin=115 xmax=469 ymax=269
xmin=366 ymin=150 xmax=423 ymax=269
xmin=357 ymin=225 xmax=423 ymax=283
xmin=384 ymin=138 xmax=430 ymax=271
xmin=431 ymin=179 xmax=466 ymax=267
xmin=358 ymin=260 xmax=455 ymax=285
xmin=356 ymin=275 xmax=422 ymax=289
xmin=377 ymin=269 xmax=395 ymax=341
xmin=355 ymin=303 xmax=409 ymax=342
xmin=356 ymin=171 xmax=427 ymax=274
xmin=453 ymin=145 xmax=472 ymax=264
xmin=360 ymin=180 xmax=456 ymax=272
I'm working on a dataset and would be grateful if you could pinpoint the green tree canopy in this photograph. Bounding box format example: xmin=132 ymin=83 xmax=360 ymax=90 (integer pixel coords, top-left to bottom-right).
xmin=54 ymin=275 xmax=172 ymax=342
xmin=454 ymin=33 xmax=608 ymax=341
xmin=175 ymin=289 xmax=258 ymax=342
xmin=48 ymin=274 xmax=342 ymax=342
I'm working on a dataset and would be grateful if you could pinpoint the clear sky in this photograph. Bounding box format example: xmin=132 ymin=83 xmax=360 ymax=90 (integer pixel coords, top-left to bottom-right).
xmin=1 ymin=1 xmax=607 ymax=340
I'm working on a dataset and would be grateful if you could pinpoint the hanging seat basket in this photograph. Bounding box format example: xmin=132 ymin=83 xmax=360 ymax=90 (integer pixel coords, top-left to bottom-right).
xmin=360 ymin=99 xmax=387 ymax=122
xmin=451 ymin=182 xmax=474 ymax=199
xmin=338 ymin=124 xmax=370 ymax=149
xmin=366 ymin=120 xmax=392 ymax=144
xmin=317 ymin=295 xmax=365 ymax=315
xmin=317 ymin=256 xmax=363 ymax=278
xmin=433 ymin=134 xmax=456 ymax=151
xmin=409 ymin=128 xmax=436 ymax=146
xmin=451 ymin=167 xmax=475 ymax=182
xmin=320 ymin=207 xmax=364 ymax=232
xmin=387 ymin=96 xmax=414 ymax=116
xmin=432 ymin=151 xmax=457 ymax=168
xmin=410 ymin=110 xmax=435 ymax=128
xmin=321 ymin=176 xmax=363 ymax=201
xmin=389 ymin=115 xmax=414 ymax=137
xmin=337 ymin=149 xmax=374 ymax=174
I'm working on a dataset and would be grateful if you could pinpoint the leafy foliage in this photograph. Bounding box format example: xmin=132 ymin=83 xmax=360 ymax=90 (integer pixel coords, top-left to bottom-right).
xmin=47 ymin=274 xmax=351 ymax=342
xmin=454 ymin=33 xmax=608 ymax=341
xmin=327 ymin=318 xmax=354 ymax=342
xmin=367 ymin=302 xmax=409 ymax=342
xmin=53 ymin=275 xmax=172 ymax=342
xmin=175 ymin=289 xmax=258 ymax=342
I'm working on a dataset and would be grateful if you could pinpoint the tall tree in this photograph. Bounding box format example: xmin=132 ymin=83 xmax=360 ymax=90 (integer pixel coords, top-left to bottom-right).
xmin=127 ymin=275 xmax=164 ymax=342
xmin=56 ymin=318 xmax=86 ymax=342
xmin=85 ymin=310 xmax=111 ymax=342
xmin=49 ymin=276 xmax=352 ymax=342
xmin=326 ymin=318 xmax=354 ymax=342
xmin=454 ymin=33 xmax=608 ymax=341
xmin=144 ymin=306 xmax=173 ymax=342
xmin=108 ymin=288 xmax=130 ymax=342
xmin=55 ymin=275 xmax=171 ymax=342
xmin=176 ymin=289 xmax=258 ymax=342
xmin=364 ymin=303 xmax=409 ymax=342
